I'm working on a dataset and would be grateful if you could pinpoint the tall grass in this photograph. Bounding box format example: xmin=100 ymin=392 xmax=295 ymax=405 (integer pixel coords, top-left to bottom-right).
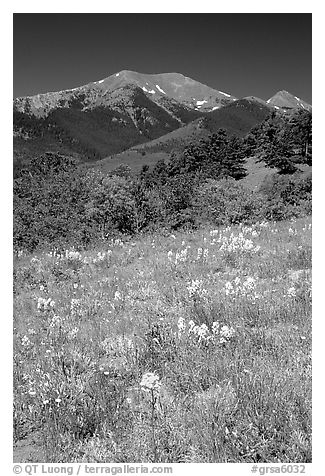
xmin=13 ymin=217 xmax=312 ymax=463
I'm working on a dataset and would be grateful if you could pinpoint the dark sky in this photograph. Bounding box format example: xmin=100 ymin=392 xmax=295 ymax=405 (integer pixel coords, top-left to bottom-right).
xmin=13 ymin=13 xmax=312 ymax=103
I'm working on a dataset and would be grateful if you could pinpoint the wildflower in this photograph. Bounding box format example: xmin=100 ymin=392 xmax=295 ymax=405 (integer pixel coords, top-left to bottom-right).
xmin=70 ymin=298 xmax=82 ymax=315
xmin=187 ymin=279 xmax=207 ymax=298
xmin=21 ymin=335 xmax=31 ymax=347
xmin=100 ymin=335 xmax=134 ymax=356
xmin=43 ymin=400 xmax=49 ymax=405
xmin=167 ymin=250 xmax=173 ymax=261
xmin=140 ymin=372 xmax=161 ymax=394
xmin=37 ymin=297 xmax=55 ymax=311
xmin=28 ymin=390 xmax=36 ymax=396
xmin=259 ymin=221 xmax=269 ymax=228
xmin=243 ymin=277 xmax=256 ymax=290
xmin=175 ymin=248 xmax=188 ymax=264
xmin=287 ymin=287 xmax=297 ymax=298
xmin=225 ymin=281 xmax=234 ymax=296
xmin=219 ymin=233 xmax=259 ymax=253
xmin=197 ymin=323 xmax=209 ymax=341
xmin=67 ymin=327 xmax=79 ymax=340
xmin=212 ymin=321 xmax=220 ymax=334
xmin=188 ymin=320 xmax=195 ymax=332
xmin=55 ymin=398 xmax=62 ymax=404
xmin=65 ymin=249 xmax=82 ymax=261
xmin=114 ymin=291 xmax=122 ymax=301
xmin=49 ymin=315 xmax=62 ymax=328
xmin=177 ymin=316 xmax=186 ymax=337
xmin=220 ymin=325 xmax=235 ymax=340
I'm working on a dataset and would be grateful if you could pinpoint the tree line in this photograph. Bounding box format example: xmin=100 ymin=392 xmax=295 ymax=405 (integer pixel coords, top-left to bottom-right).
xmin=14 ymin=109 xmax=312 ymax=251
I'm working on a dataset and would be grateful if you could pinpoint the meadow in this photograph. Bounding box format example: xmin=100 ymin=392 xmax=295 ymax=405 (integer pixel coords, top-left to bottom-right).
xmin=13 ymin=216 xmax=312 ymax=463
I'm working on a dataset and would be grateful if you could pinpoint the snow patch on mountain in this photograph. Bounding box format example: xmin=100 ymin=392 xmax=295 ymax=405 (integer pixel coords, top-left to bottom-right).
xmin=196 ymin=100 xmax=208 ymax=105
xmin=220 ymin=91 xmax=231 ymax=97
xmin=142 ymin=86 xmax=156 ymax=94
xmin=156 ymin=85 xmax=166 ymax=94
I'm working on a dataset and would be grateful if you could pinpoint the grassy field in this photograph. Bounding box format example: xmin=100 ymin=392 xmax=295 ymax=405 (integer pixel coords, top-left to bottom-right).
xmin=91 ymin=150 xmax=170 ymax=175
xmin=13 ymin=216 xmax=312 ymax=463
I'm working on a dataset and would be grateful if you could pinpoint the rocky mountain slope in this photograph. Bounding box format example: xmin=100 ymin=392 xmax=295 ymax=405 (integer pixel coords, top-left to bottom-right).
xmin=13 ymin=70 xmax=237 ymax=117
xmin=91 ymin=97 xmax=273 ymax=174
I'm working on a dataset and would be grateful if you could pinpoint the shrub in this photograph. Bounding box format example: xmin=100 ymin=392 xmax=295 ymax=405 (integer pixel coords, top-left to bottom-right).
xmin=191 ymin=178 xmax=265 ymax=226
xmin=84 ymin=174 xmax=138 ymax=235
xmin=260 ymin=172 xmax=312 ymax=221
xmin=13 ymin=153 xmax=93 ymax=251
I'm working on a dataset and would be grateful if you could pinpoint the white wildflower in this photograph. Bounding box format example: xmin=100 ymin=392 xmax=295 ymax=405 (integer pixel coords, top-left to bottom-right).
xmin=49 ymin=315 xmax=62 ymax=328
xmin=188 ymin=320 xmax=195 ymax=332
xmin=177 ymin=316 xmax=186 ymax=337
xmin=220 ymin=325 xmax=235 ymax=340
xmin=70 ymin=298 xmax=82 ymax=316
xmin=37 ymin=297 xmax=55 ymax=311
xmin=225 ymin=281 xmax=234 ymax=295
xmin=212 ymin=321 xmax=220 ymax=334
xmin=21 ymin=335 xmax=31 ymax=347
xmin=65 ymin=249 xmax=82 ymax=261
xmin=259 ymin=221 xmax=269 ymax=228
xmin=114 ymin=291 xmax=122 ymax=301
xmin=187 ymin=279 xmax=207 ymax=298
xmin=243 ymin=277 xmax=256 ymax=290
xmin=140 ymin=372 xmax=161 ymax=394
xmin=67 ymin=327 xmax=79 ymax=340
xmin=197 ymin=323 xmax=209 ymax=340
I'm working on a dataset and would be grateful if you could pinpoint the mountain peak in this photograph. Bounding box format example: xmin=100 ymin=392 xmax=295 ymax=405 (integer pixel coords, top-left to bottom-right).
xmin=267 ymin=90 xmax=311 ymax=111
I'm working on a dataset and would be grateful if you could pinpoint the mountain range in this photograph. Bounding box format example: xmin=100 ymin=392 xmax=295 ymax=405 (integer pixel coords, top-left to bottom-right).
xmin=13 ymin=70 xmax=312 ymax=172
